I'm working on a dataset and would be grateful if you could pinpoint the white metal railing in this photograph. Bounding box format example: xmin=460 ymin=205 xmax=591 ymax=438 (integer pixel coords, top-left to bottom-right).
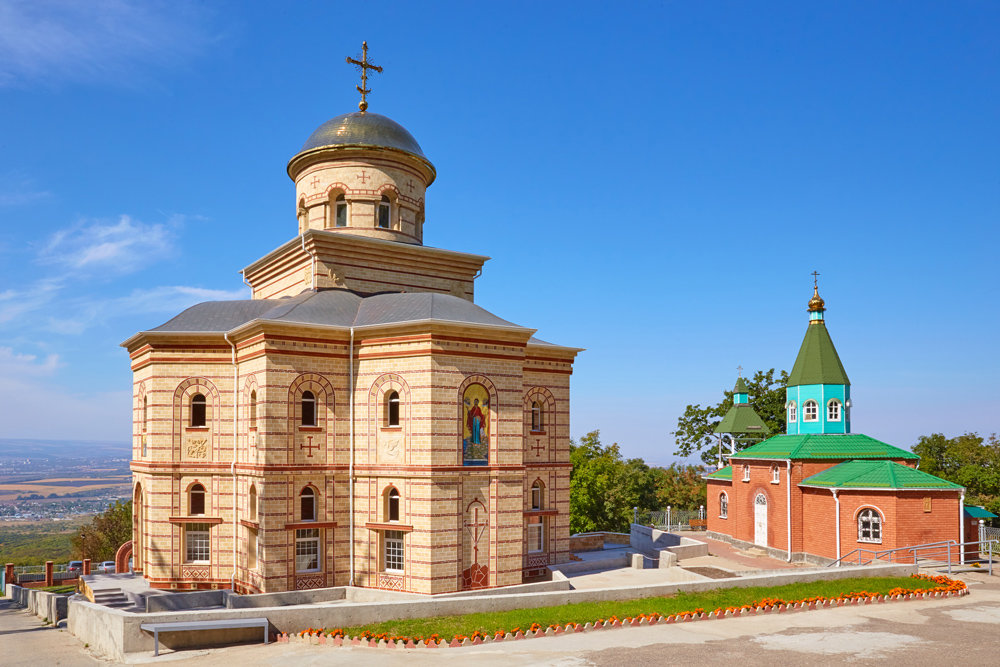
xmin=829 ymin=538 xmax=998 ymax=575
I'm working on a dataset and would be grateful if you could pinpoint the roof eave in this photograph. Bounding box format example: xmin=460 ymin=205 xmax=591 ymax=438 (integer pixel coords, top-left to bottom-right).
xmin=798 ymin=483 xmax=964 ymax=491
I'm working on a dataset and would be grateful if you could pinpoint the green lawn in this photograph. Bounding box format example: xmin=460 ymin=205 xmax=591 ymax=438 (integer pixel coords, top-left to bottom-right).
xmin=40 ymin=585 xmax=78 ymax=594
xmin=330 ymin=576 xmax=944 ymax=641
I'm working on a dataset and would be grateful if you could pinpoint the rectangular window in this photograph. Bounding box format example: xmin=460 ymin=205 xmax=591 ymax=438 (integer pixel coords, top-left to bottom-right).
xmin=742 ymin=465 xmax=750 ymax=482
xmin=378 ymin=202 xmax=390 ymax=229
xmin=185 ymin=524 xmax=210 ymax=563
xmin=335 ymin=202 xmax=347 ymax=227
xmin=384 ymin=530 xmax=404 ymax=572
xmin=248 ymin=529 xmax=258 ymax=570
xmin=527 ymin=517 xmax=544 ymax=553
xmin=295 ymin=528 xmax=320 ymax=572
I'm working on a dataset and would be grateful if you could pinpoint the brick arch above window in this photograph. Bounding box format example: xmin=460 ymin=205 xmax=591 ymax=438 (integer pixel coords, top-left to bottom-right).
xmin=286 ymin=373 xmax=335 ymax=428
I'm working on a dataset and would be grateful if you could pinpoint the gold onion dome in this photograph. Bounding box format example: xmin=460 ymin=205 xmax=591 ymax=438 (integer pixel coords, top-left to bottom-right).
xmin=298 ymin=112 xmax=427 ymax=159
xmin=808 ymin=286 xmax=825 ymax=312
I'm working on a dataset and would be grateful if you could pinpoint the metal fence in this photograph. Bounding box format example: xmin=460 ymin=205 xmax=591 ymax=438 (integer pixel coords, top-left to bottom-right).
xmin=981 ymin=526 xmax=1000 ymax=555
xmin=635 ymin=507 xmax=706 ymax=532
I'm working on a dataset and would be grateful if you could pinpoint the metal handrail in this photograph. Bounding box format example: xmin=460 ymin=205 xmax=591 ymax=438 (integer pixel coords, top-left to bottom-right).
xmin=830 ymin=540 xmax=958 ymax=568
xmin=829 ymin=538 xmax=998 ymax=575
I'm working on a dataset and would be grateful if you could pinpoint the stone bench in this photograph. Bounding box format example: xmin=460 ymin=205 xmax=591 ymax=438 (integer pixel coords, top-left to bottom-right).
xmin=140 ymin=617 xmax=270 ymax=656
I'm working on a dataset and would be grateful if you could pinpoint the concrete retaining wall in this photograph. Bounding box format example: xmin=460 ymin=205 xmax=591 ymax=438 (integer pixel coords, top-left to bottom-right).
xmin=631 ymin=524 xmax=710 ymax=560
xmin=569 ymin=532 xmax=631 ymax=552
xmin=147 ymin=589 xmax=229 ymax=612
xmin=66 ymin=562 xmax=916 ymax=661
xmin=4 ymin=584 xmax=70 ymax=624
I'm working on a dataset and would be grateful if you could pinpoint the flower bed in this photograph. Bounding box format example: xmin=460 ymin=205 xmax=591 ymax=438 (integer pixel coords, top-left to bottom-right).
xmin=281 ymin=574 xmax=967 ymax=649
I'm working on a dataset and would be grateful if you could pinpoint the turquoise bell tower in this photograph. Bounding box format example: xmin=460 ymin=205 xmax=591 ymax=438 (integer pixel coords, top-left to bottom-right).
xmin=785 ymin=277 xmax=851 ymax=435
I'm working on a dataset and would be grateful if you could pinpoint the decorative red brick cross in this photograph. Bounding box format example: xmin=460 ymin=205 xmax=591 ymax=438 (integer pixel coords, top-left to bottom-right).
xmin=465 ymin=500 xmax=488 ymax=563
xmin=310 ymin=175 xmax=321 ymax=189
xmin=357 ymin=170 xmax=370 ymax=184
xmin=300 ymin=435 xmax=320 ymax=458
xmin=406 ymin=180 xmax=415 ymax=193
xmin=530 ymin=439 xmax=544 ymax=457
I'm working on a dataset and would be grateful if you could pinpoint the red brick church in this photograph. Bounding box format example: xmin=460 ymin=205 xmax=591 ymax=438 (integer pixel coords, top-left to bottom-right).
xmin=706 ymin=286 xmax=965 ymax=563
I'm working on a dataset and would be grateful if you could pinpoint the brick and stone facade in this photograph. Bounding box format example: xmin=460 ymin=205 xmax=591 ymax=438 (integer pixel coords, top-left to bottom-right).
xmin=705 ymin=287 xmax=964 ymax=563
xmin=123 ymin=110 xmax=579 ymax=594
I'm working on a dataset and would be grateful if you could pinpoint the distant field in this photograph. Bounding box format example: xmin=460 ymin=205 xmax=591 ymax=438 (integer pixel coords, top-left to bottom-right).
xmin=0 ymin=518 xmax=87 ymax=566
xmin=0 ymin=477 xmax=130 ymax=501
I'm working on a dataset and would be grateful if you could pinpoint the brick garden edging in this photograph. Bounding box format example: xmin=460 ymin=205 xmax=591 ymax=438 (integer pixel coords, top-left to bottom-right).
xmin=276 ymin=575 xmax=969 ymax=650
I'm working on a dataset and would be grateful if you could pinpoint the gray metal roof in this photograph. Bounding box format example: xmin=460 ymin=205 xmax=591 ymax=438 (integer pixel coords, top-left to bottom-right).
xmin=147 ymin=289 xmax=525 ymax=334
xmin=297 ymin=112 xmax=427 ymax=159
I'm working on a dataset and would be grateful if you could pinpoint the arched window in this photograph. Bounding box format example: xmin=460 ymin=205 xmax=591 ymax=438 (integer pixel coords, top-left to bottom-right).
xmin=191 ymin=393 xmax=206 ymax=427
xmin=386 ymin=487 xmax=400 ymax=522
xmin=531 ymin=481 xmax=543 ymax=510
xmin=828 ymin=399 xmax=842 ymax=422
xmin=771 ymin=465 xmax=780 ymax=484
xmin=301 ymin=391 xmax=316 ymax=427
xmin=297 ymin=198 xmax=307 ymax=232
xmin=858 ymin=508 xmax=882 ymax=543
xmin=803 ymin=400 xmax=818 ymax=422
xmin=530 ymin=401 xmax=543 ymax=432
xmin=386 ymin=391 xmax=400 ymax=427
xmin=249 ymin=485 xmax=257 ymax=522
xmin=300 ymin=486 xmax=316 ymax=522
xmin=742 ymin=464 xmax=750 ymax=482
xmin=787 ymin=401 xmax=797 ymax=423
xmin=378 ymin=195 xmax=391 ymax=229
xmin=189 ymin=483 xmax=206 ymax=515
xmin=249 ymin=390 xmax=257 ymax=428
xmin=335 ymin=194 xmax=347 ymax=227
xmin=719 ymin=492 xmax=728 ymax=519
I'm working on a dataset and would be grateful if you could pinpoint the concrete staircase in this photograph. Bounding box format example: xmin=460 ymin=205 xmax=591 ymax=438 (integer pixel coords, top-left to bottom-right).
xmin=92 ymin=588 xmax=131 ymax=609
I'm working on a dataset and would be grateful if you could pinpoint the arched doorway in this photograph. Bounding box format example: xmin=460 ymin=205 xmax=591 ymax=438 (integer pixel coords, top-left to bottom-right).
xmin=754 ymin=493 xmax=768 ymax=547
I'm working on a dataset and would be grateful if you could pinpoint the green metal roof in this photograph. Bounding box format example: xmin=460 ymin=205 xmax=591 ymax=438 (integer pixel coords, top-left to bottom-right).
xmin=713 ymin=404 xmax=770 ymax=435
xmin=965 ymin=506 xmax=998 ymax=519
xmin=787 ymin=322 xmax=851 ymax=387
xmin=730 ymin=433 xmax=919 ymax=461
xmin=705 ymin=465 xmax=733 ymax=480
xmin=734 ymin=377 xmax=749 ymax=394
xmin=800 ymin=459 xmax=962 ymax=489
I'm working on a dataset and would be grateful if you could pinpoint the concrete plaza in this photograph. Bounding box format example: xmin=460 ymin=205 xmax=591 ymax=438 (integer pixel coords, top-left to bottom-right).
xmin=5 ymin=569 xmax=1000 ymax=665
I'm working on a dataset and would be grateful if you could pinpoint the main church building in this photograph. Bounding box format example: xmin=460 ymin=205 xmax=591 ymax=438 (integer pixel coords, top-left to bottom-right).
xmin=123 ymin=49 xmax=579 ymax=594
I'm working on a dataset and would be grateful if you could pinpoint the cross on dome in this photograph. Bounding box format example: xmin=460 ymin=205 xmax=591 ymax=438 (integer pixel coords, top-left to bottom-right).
xmin=346 ymin=41 xmax=383 ymax=113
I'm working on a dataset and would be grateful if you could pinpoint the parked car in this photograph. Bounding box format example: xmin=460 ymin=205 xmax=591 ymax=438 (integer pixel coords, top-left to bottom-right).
xmin=67 ymin=561 xmax=83 ymax=573
xmin=97 ymin=561 xmax=116 ymax=574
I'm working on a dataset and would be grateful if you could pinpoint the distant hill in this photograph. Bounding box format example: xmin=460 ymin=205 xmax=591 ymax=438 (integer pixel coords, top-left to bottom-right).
xmin=0 ymin=438 xmax=130 ymax=458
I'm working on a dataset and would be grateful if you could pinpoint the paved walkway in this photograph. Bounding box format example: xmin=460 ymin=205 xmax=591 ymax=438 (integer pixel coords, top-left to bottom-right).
xmin=691 ymin=535 xmax=803 ymax=570
xmin=0 ymin=597 xmax=102 ymax=667
xmin=7 ymin=569 xmax=1000 ymax=665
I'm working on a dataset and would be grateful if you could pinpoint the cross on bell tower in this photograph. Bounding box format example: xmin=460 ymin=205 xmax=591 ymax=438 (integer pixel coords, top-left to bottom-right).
xmin=346 ymin=41 xmax=383 ymax=113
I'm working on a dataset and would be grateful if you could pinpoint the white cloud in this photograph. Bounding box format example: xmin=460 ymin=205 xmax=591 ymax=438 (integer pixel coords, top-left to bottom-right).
xmin=40 ymin=284 xmax=249 ymax=335
xmin=0 ymin=346 xmax=60 ymax=375
xmin=117 ymin=285 xmax=250 ymax=314
xmin=0 ymin=188 xmax=51 ymax=206
xmin=0 ymin=365 xmax=130 ymax=440
xmin=0 ymin=278 xmax=64 ymax=325
xmin=38 ymin=215 xmax=177 ymax=274
xmin=0 ymin=0 xmax=219 ymax=88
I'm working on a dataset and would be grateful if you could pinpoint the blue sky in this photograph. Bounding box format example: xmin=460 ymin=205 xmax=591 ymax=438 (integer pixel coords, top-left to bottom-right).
xmin=0 ymin=1 xmax=997 ymax=464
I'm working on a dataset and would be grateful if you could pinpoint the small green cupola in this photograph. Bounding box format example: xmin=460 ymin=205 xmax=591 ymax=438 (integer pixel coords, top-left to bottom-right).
xmin=714 ymin=372 xmax=770 ymax=465
xmin=786 ymin=277 xmax=851 ymax=435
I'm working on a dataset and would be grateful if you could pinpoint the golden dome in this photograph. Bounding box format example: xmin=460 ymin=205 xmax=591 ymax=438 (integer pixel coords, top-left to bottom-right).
xmin=808 ymin=285 xmax=825 ymax=312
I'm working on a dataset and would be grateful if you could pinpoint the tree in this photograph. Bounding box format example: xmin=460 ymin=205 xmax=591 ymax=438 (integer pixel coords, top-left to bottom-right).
xmin=651 ymin=464 xmax=707 ymax=511
xmin=71 ymin=499 xmax=132 ymax=562
xmin=914 ymin=432 xmax=1000 ymax=516
xmin=570 ymin=430 xmax=659 ymax=533
xmin=673 ymin=368 xmax=788 ymax=465
xmin=570 ymin=431 xmax=707 ymax=533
